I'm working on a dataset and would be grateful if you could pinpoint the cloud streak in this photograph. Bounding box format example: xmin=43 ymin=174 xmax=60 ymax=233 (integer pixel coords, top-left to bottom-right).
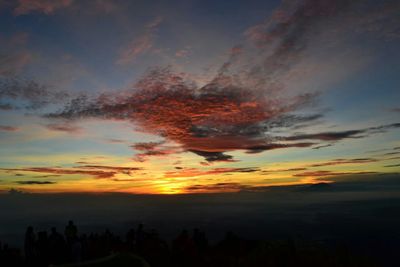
xmin=16 ymin=180 xmax=56 ymax=185
xmin=116 ymin=16 xmax=163 ymax=65
xmin=13 ymin=0 xmax=74 ymax=15
xmin=0 ymin=125 xmax=19 ymax=132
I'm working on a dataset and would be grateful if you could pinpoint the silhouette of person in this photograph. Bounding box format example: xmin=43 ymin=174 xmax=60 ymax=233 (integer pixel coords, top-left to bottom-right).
xmin=126 ymin=228 xmax=136 ymax=250
xmin=65 ymin=220 xmax=78 ymax=245
xmin=71 ymin=237 xmax=82 ymax=263
xmin=136 ymin=224 xmax=145 ymax=251
xmin=24 ymin=226 xmax=36 ymax=262
xmin=49 ymin=227 xmax=65 ymax=264
xmin=36 ymin=231 xmax=49 ymax=266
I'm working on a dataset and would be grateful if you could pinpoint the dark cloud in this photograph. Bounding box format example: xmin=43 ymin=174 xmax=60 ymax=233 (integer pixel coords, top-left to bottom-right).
xmin=0 ymin=125 xmax=19 ymax=132
xmin=284 ymin=129 xmax=364 ymax=141
xmin=76 ymin=165 xmax=142 ymax=176
xmin=1 ymin=167 xmax=116 ymax=179
xmin=293 ymin=170 xmax=378 ymax=177
xmin=384 ymin=164 xmax=400 ymax=168
xmin=312 ymin=143 xmax=333 ymax=150
xmin=164 ymin=167 xmax=259 ymax=178
xmin=189 ymin=150 xmax=236 ymax=163
xmin=283 ymin=123 xmax=400 ymax=142
xmin=184 ymin=183 xmax=252 ymax=193
xmin=16 ymin=181 xmax=56 ymax=185
xmin=131 ymin=141 xmax=182 ymax=161
xmin=383 ymin=151 xmax=400 ymax=156
xmin=245 ymin=142 xmax=314 ymax=154
xmin=261 ymin=167 xmax=308 ymax=174
xmin=0 ymin=77 xmax=69 ymax=110
xmin=0 ymin=103 xmax=13 ymax=110
xmin=308 ymin=158 xmax=378 ymax=167
xmin=35 ymin=174 xmax=61 ymax=178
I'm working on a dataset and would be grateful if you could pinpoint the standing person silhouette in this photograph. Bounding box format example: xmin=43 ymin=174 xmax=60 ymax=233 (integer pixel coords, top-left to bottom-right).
xmin=64 ymin=220 xmax=78 ymax=245
xmin=24 ymin=226 xmax=36 ymax=263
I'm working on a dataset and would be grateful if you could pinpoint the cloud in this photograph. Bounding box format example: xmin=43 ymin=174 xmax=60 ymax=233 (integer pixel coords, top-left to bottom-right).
xmin=0 ymin=77 xmax=69 ymax=110
xmin=131 ymin=141 xmax=182 ymax=162
xmin=0 ymin=103 xmax=13 ymax=110
xmin=384 ymin=164 xmax=400 ymax=168
xmin=48 ymin=67 xmax=318 ymax=162
xmin=261 ymin=167 xmax=308 ymax=174
xmin=244 ymin=142 xmax=314 ymax=154
xmin=0 ymin=32 xmax=31 ymax=76
xmin=75 ymin=165 xmax=142 ymax=176
xmin=312 ymin=143 xmax=333 ymax=150
xmin=184 ymin=182 xmax=251 ymax=193
xmin=45 ymin=122 xmax=81 ymax=133
xmin=308 ymin=158 xmax=378 ymax=167
xmin=1 ymin=167 xmax=116 ymax=179
xmin=283 ymin=123 xmax=400 ymax=141
xmin=0 ymin=51 xmax=31 ymax=76
xmin=175 ymin=48 xmax=190 ymax=58
xmin=0 ymin=125 xmax=19 ymax=132
xmin=293 ymin=170 xmax=378 ymax=177
xmin=190 ymin=150 xmax=236 ymax=163
xmin=13 ymin=0 xmax=74 ymax=15
xmin=45 ymin=0 xmax=400 ymax=165
xmin=16 ymin=181 xmax=56 ymax=185
xmin=116 ymin=17 xmax=163 ymax=65
xmin=164 ymin=167 xmax=259 ymax=178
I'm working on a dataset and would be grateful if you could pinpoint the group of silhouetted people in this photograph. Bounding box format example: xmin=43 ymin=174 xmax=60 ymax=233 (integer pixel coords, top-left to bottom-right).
xmin=23 ymin=221 xmax=82 ymax=266
xmin=0 ymin=220 xmax=382 ymax=267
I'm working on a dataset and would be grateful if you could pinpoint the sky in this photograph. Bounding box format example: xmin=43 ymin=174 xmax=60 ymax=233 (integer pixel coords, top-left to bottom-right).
xmin=0 ymin=0 xmax=400 ymax=194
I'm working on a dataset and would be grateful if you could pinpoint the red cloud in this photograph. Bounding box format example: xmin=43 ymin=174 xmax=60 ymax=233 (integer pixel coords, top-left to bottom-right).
xmin=0 ymin=125 xmax=19 ymax=132
xmin=49 ymin=67 xmax=319 ymax=162
xmin=1 ymin=164 xmax=142 ymax=179
xmin=46 ymin=122 xmax=81 ymax=133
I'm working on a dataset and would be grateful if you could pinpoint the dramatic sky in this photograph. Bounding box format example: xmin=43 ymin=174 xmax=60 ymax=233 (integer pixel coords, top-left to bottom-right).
xmin=0 ymin=0 xmax=399 ymax=194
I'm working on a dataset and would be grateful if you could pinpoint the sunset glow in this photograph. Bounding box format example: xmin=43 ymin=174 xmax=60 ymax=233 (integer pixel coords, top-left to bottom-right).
xmin=0 ymin=0 xmax=399 ymax=195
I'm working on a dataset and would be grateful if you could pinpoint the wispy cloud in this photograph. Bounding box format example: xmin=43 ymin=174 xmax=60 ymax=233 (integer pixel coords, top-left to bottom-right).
xmin=164 ymin=167 xmax=259 ymax=178
xmin=0 ymin=78 xmax=69 ymax=110
xmin=116 ymin=16 xmax=163 ymax=65
xmin=282 ymin=123 xmax=400 ymax=142
xmin=16 ymin=180 xmax=56 ymax=185
xmin=45 ymin=122 xmax=81 ymax=133
xmin=293 ymin=170 xmax=378 ymax=177
xmin=184 ymin=182 xmax=252 ymax=193
xmin=308 ymin=158 xmax=379 ymax=167
xmin=1 ymin=167 xmax=116 ymax=179
xmin=0 ymin=125 xmax=19 ymax=132
xmin=13 ymin=0 xmax=74 ymax=15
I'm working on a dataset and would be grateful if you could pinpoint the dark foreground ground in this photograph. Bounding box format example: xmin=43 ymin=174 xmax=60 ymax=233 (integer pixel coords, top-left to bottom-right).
xmin=0 ymin=219 xmax=396 ymax=267
xmin=1 ymin=177 xmax=400 ymax=266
